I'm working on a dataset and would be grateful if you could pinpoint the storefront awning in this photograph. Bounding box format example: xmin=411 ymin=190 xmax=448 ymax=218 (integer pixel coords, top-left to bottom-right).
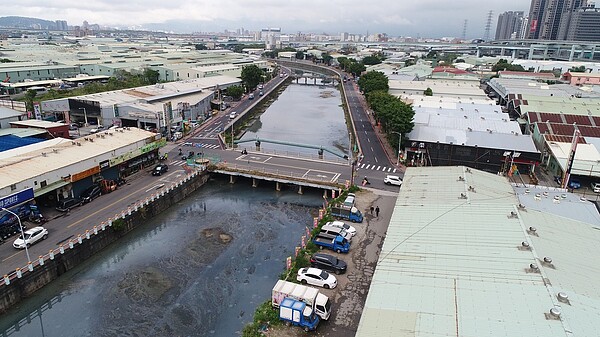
xmin=34 ymin=180 xmax=70 ymax=197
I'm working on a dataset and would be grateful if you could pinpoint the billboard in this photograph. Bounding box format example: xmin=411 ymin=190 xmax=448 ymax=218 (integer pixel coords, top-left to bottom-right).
xmin=0 ymin=188 xmax=34 ymax=210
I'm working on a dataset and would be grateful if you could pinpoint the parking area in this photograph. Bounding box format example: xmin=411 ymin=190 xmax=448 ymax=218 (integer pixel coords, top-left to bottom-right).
xmin=266 ymin=189 xmax=396 ymax=336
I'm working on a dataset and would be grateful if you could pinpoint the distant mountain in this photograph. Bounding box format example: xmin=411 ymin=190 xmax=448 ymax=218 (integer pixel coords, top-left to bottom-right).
xmin=0 ymin=16 xmax=57 ymax=29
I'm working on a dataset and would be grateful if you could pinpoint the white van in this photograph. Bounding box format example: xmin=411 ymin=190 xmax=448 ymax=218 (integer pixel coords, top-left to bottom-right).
xmin=320 ymin=224 xmax=353 ymax=242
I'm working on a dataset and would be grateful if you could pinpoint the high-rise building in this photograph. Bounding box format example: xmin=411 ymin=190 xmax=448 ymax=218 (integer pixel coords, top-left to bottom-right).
xmin=527 ymin=0 xmax=588 ymax=39
xmin=55 ymin=20 xmax=68 ymax=31
xmin=558 ymin=5 xmax=600 ymax=41
xmin=495 ymin=11 xmax=525 ymax=40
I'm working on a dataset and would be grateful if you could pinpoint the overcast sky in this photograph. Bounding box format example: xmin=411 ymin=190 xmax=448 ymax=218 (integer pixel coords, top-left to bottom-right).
xmin=3 ymin=0 xmax=529 ymax=38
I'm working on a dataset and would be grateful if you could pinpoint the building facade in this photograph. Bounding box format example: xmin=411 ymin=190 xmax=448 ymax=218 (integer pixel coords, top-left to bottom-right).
xmin=527 ymin=0 xmax=589 ymax=40
xmin=495 ymin=11 xmax=525 ymax=40
xmin=559 ymin=6 xmax=600 ymax=41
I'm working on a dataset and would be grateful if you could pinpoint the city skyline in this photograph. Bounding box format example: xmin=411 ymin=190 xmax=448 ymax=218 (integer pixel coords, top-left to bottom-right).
xmin=2 ymin=0 xmax=530 ymax=38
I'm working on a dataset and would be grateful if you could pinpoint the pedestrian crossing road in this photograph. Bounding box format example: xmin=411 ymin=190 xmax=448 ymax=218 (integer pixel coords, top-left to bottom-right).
xmin=357 ymin=163 xmax=397 ymax=173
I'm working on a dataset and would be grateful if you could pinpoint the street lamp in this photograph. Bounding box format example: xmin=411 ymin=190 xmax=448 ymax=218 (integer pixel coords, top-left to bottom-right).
xmin=78 ymin=107 xmax=88 ymax=127
xmin=1 ymin=207 xmax=31 ymax=264
xmin=391 ymin=131 xmax=403 ymax=166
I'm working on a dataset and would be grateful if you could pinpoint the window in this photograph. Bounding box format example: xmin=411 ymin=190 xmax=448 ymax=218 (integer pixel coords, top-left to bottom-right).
xmin=40 ymin=181 xmax=47 ymax=188
xmin=10 ymin=184 xmax=16 ymax=191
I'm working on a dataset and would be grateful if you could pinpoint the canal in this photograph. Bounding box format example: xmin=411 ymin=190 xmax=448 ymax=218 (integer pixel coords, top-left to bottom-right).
xmin=240 ymin=83 xmax=349 ymax=159
xmin=0 ymin=83 xmax=347 ymax=336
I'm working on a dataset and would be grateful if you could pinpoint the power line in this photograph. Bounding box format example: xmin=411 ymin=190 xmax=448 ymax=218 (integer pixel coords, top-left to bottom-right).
xmin=484 ymin=10 xmax=494 ymax=41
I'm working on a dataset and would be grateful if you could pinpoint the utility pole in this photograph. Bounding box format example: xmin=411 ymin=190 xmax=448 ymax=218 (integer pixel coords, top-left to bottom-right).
xmin=484 ymin=10 xmax=494 ymax=41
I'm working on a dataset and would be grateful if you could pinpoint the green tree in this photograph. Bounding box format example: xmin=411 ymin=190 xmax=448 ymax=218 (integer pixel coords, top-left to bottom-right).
xmin=226 ymin=85 xmax=244 ymax=100
xmin=492 ymin=59 xmax=525 ymax=72
xmin=424 ymin=87 xmax=433 ymax=96
xmin=357 ymin=71 xmax=388 ymax=94
xmin=569 ymin=65 xmax=586 ymax=72
xmin=362 ymin=55 xmax=382 ymax=66
xmin=195 ymin=44 xmax=208 ymax=50
xmin=322 ymin=53 xmax=333 ymax=66
xmin=143 ymin=68 xmax=160 ymax=84
xmin=347 ymin=62 xmax=366 ymax=77
xmin=337 ymin=56 xmax=350 ymax=70
xmin=24 ymin=89 xmax=37 ymax=112
xmin=240 ymin=64 xmax=264 ymax=92
xmin=366 ymin=91 xmax=415 ymax=151
xmin=295 ymin=51 xmax=305 ymax=60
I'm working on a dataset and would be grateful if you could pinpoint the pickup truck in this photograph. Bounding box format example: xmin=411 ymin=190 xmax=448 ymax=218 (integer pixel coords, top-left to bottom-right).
xmin=313 ymin=233 xmax=350 ymax=253
xmin=330 ymin=205 xmax=363 ymax=223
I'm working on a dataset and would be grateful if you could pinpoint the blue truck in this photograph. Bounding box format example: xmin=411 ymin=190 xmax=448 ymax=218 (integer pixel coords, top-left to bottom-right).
xmin=279 ymin=297 xmax=320 ymax=332
xmin=313 ymin=232 xmax=350 ymax=254
xmin=330 ymin=205 xmax=363 ymax=223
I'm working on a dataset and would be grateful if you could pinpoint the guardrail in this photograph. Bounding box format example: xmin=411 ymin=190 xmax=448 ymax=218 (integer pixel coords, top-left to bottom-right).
xmin=0 ymin=169 xmax=204 ymax=288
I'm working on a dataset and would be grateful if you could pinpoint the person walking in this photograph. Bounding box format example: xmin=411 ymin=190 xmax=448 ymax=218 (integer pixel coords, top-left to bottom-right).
xmin=370 ymin=206 xmax=374 ymax=215
xmin=375 ymin=206 xmax=380 ymax=217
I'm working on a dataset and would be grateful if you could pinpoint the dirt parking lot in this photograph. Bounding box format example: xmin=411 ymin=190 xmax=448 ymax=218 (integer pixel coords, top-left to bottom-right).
xmin=264 ymin=189 xmax=397 ymax=337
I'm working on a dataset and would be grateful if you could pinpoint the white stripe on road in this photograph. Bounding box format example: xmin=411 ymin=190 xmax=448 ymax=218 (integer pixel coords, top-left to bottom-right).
xmin=376 ymin=166 xmax=381 ymax=171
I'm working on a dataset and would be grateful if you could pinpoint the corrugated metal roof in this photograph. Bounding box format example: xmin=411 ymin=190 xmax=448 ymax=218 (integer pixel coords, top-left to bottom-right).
xmin=0 ymin=128 xmax=157 ymax=190
xmin=356 ymin=166 xmax=600 ymax=337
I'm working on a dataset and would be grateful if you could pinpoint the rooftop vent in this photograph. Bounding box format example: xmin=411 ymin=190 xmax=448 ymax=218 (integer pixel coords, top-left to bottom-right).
xmin=525 ymin=189 xmax=530 ymax=194
xmin=468 ymin=186 xmax=475 ymax=192
xmin=527 ymin=226 xmax=537 ymax=235
xmin=467 ymin=127 xmax=472 ymax=132
xmin=508 ymin=211 xmax=518 ymax=218
xmin=549 ymin=307 xmax=561 ymax=319
xmin=459 ymin=193 xmax=467 ymax=199
xmin=465 ymin=168 xmax=471 ymax=173
xmin=41 ymin=152 xmax=47 ymax=157
xmin=518 ymin=204 xmax=526 ymax=210
xmin=520 ymin=241 xmax=531 ymax=250
xmin=77 ymin=142 xmax=82 ymax=146
xmin=458 ymin=176 xmax=465 ymax=181
xmin=529 ymin=263 xmax=540 ymax=273
xmin=53 ymin=149 xmax=58 ymax=153
xmin=557 ymin=292 xmax=569 ymax=303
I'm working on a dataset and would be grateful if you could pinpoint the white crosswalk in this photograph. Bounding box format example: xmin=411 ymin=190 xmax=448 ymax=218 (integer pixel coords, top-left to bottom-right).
xmin=359 ymin=163 xmax=397 ymax=173
xmin=171 ymin=160 xmax=187 ymax=166
xmin=185 ymin=143 xmax=220 ymax=149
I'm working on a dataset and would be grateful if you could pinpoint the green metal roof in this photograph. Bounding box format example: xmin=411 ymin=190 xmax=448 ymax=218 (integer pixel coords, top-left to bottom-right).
xmin=356 ymin=166 xmax=597 ymax=337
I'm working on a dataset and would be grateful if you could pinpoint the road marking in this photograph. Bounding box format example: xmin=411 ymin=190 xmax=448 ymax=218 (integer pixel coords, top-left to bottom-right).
xmin=376 ymin=166 xmax=381 ymax=170
xmin=330 ymin=173 xmax=341 ymax=182
xmin=393 ymin=168 xmax=397 ymax=173
xmin=374 ymin=156 xmax=379 ymax=163
xmin=145 ymin=184 xmax=164 ymax=192
xmin=365 ymin=164 xmax=370 ymax=169
xmin=2 ymin=251 xmax=22 ymax=262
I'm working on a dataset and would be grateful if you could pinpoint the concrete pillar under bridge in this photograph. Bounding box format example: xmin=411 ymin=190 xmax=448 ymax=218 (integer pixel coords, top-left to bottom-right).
xmin=276 ymin=182 xmax=281 ymax=191
xmin=229 ymin=175 xmax=235 ymax=184
xmin=298 ymin=185 xmax=303 ymax=195
xmin=252 ymin=178 xmax=258 ymax=188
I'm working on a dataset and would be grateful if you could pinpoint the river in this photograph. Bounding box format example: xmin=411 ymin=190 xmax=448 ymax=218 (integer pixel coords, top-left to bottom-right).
xmin=241 ymin=83 xmax=349 ymax=159
xmin=0 ymin=82 xmax=345 ymax=337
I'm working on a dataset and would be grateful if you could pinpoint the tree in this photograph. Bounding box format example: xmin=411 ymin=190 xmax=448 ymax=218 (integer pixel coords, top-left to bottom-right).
xmin=295 ymin=51 xmax=305 ymax=60
xmin=337 ymin=57 xmax=350 ymax=70
xmin=24 ymin=89 xmax=37 ymax=112
xmin=424 ymin=88 xmax=433 ymax=96
xmin=357 ymin=71 xmax=388 ymax=94
xmin=366 ymin=91 xmax=415 ymax=150
xmin=240 ymin=65 xmax=264 ymax=92
xmin=569 ymin=65 xmax=586 ymax=73
xmin=143 ymin=68 xmax=160 ymax=84
xmin=322 ymin=53 xmax=333 ymax=66
xmin=362 ymin=55 xmax=382 ymax=66
xmin=492 ymin=59 xmax=525 ymax=72
xmin=195 ymin=44 xmax=208 ymax=50
xmin=226 ymin=85 xmax=244 ymax=100
xmin=347 ymin=62 xmax=366 ymax=77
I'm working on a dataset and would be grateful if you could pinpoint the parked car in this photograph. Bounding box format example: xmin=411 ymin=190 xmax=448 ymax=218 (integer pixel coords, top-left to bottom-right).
xmin=384 ymin=175 xmax=403 ymax=186
xmin=13 ymin=226 xmax=48 ymax=249
xmin=90 ymin=125 xmax=105 ymax=133
xmin=325 ymin=220 xmax=357 ymax=237
xmin=310 ymin=253 xmax=347 ymax=275
xmin=69 ymin=123 xmax=78 ymax=130
xmin=81 ymin=185 xmax=102 ymax=204
xmin=296 ymin=267 xmax=337 ymax=289
xmin=56 ymin=197 xmax=82 ymax=212
xmin=592 ymin=182 xmax=600 ymax=193
xmin=152 ymin=163 xmax=169 ymax=176
xmin=555 ymin=176 xmax=581 ymax=189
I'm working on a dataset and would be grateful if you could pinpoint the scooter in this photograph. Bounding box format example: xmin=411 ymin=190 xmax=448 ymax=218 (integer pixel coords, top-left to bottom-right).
xmin=362 ymin=177 xmax=370 ymax=186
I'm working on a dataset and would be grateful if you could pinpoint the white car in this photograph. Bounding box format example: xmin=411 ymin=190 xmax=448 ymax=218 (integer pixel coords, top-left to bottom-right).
xmin=297 ymin=267 xmax=337 ymax=289
xmin=13 ymin=226 xmax=48 ymax=249
xmin=384 ymin=175 xmax=403 ymax=186
xmin=229 ymin=112 xmax=237 ymax=119
xmin=325 ymin=220 xmax=357 ymax=237
xmin=90 ymin=125 xmax=105 ymax=133
xmin=592 ymin=182 xmax=600 ymax=193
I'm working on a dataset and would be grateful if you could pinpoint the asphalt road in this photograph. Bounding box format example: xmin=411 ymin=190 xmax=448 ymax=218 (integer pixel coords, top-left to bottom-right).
xmin=0 ymin=165 xmax=190 ymax=276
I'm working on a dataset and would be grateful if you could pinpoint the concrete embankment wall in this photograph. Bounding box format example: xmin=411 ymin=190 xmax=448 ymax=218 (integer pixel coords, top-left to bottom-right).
xmin=0 ymin=171 xmax=210 ymax=314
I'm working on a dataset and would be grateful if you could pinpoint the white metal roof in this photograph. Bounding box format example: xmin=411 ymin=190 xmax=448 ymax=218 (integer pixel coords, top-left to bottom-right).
xmin=356 ymin=166 xmax=600 ymax=337
xmin=546 ymin=141 xmax=600 ymax=177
